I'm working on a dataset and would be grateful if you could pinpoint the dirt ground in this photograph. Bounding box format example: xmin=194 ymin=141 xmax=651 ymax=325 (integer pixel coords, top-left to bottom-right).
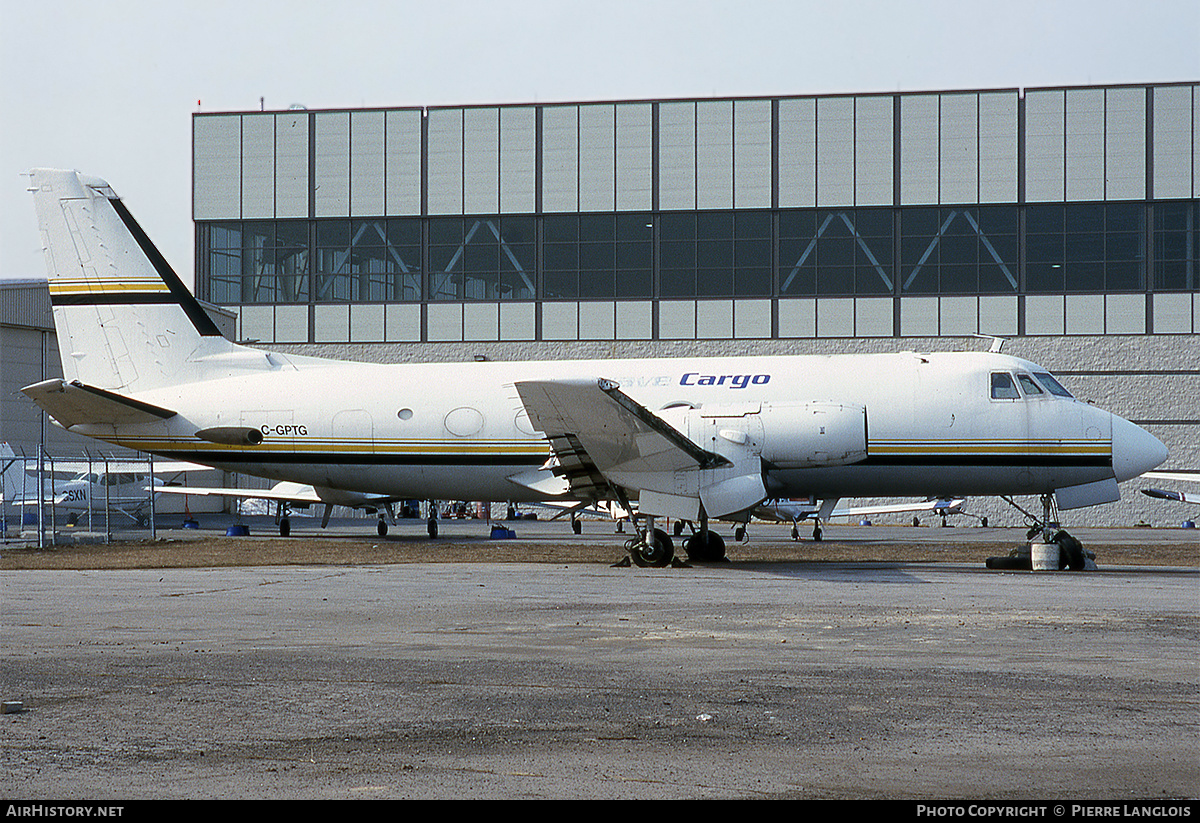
xmin=3 ymin=528 xmax=1196 ymax=570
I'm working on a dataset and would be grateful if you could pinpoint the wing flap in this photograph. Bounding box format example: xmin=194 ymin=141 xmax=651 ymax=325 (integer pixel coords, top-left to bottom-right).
xmin=514 ymin=378 xmax=723 ymax=480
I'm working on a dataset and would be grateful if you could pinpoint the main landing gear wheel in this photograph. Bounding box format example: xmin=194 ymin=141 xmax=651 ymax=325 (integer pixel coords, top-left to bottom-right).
xmin=427 ymin=516 xmax=438 ymax=538
xmin=813 ymin=523 xmax=823 ymax=541
xmin=377 ymin=518 xmax=388 ymax=537
xmin=279 ymin=517 xmax=290 ymax=537
xmin=684 ymin=531 xmax=726 ymax=562
xmin=629 ymin=528 xmax=675 ymax=568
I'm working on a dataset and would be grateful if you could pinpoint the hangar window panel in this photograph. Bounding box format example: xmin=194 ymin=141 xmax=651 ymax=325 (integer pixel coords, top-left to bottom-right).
xmin=239 ymin=221 xmax=310 ymax=304
xmin=275 ymin=112 xmax=309 ymax=219
xmin=817 ymin=96 xmax=854 ymax=207
xmin=542 ymin=106 xmax=579 ymax=212
xmin=1154 ymin=200 xmax=1197 ymax=291
xmin=194 ymin=115 xmax=241 ymax=220
xmin=734 ymin=99 xmax=772 ymax=208
xmin=615 ymin=213 xmax=654 ymax=298
xmin=579 ymin=104 xmax=616 ymax=212
xmin=978 ymin=92 xmax=1017 ymax=203
xmin=384 ymin=218 xmax=422 ymax=301
xmin=901 ymin=207 xmax=1016 ymax=295
xmin=780 ymin=208 xmax=892 ymax=297
xmin=940 ymin=93 xmax=978 ymax=205
xmin=497 ymin=215 xmax=535 ymax=300
xmin=315 ymin=113 xmax=351 ymax=217
xmin=855 ymin=96 xmax=894 ymax=207
xmin=1065 ymin=88 xmax=1105 ymax=202
xmin=659 ymin=102 xmax=697 ymax=210
xmin=241 ymin=114 xmax=275 ymax=219
xmin=1026 ymin=209 xmax=1066 ymax=293
xmin=616 ymin=104 xmax=653 ymax=211
xmin=463 ymin=108 xmax=500 ymax=215
xmin=427 ymin=109 xmax=464 ymax=215
xmin=315 ymin=219 xmax=353 ymax=301
xmin=207 ymin=222 xmax=243 ymax=304
xmin=1025 ymin=90 xmax=1066 ymax=202
xmin=385 ymin=109 xmax=422 ymax=216
xmin=900 ymin=95 xmax=939 ymax=205
xmin=696 ymin=101 xmax=734 ymax=209
xmin=542 ymin=214 xmax=581 ymax=300
xmin=778 ymin=98 xmax=817 ymax=208
xmin=350 ymin=111 xmax=385 ymax=217
xmin=1105 ymin=87 xmax=1146 ymax=201
xmin=1153 ymin=86 xmax=1195 ymax=200
xmin=500 ymin=107 xmax=536 ymax=213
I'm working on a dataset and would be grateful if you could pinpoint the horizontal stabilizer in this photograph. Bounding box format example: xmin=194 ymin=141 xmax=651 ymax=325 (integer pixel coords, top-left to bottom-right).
xmin=21 ymin=378 xmax=177 ymax=429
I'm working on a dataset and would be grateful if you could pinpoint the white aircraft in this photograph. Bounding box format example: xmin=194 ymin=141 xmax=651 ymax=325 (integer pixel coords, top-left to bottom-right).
xmin=19 ymin=169 xmax=1169 ymax=564
xmin=754 ymin=496 xmax=970 ymax=541
xmin=1 ymin=442 xmax=199 ymax=526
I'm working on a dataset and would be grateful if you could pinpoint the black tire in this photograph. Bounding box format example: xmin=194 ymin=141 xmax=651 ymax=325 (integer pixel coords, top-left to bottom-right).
xmin=986 ymin=555 xmax=1029 ymax=570
xmin=685 ymin=531 xmax=726 ymax=562
xmin=279 ymin=517 xmax=290 ymax=537
xmin=629 ymin=528 xmax=674 ymax=567
xmin=572 ymin=518 xmax=582 ymax=535
xmin=1054 ymin=530 xmax=1085 ymax=571
xmin=377 ymin=519 xmax=388 ymax=537
xmin=427 ymin=517 xmax=438 ymax=539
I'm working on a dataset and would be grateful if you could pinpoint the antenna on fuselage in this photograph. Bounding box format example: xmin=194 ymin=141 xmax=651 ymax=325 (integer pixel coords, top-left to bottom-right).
xmin=972 ymin=334 xmax=1007 ymax=353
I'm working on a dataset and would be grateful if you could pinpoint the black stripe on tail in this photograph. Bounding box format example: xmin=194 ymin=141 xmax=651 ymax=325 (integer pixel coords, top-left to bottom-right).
xmin=109 ymin=198 xmax=224 ymax=337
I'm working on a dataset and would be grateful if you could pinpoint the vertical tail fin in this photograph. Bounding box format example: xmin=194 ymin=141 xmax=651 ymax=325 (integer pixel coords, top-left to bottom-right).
xmin=28 ymin=169 xmax=234 ymax=393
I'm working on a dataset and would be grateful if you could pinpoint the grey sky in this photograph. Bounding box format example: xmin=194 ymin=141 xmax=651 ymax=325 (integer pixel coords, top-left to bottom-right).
xmin=2 ymin=0 xmax=1197 ymax=289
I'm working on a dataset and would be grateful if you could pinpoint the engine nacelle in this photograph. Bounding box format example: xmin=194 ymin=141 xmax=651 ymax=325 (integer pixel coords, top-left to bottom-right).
xmin=757 ymin=401 xmax=867 ymax=469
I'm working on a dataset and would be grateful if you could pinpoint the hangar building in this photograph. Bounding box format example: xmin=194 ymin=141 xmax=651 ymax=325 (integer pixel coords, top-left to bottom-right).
xmin=13 ymin=83 xmax=1199 ymax=528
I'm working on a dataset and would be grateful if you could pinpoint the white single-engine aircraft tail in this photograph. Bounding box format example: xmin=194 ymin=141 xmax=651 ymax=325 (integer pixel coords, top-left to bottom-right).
xmin=20 ymin=169 xmax=1169 ymax=564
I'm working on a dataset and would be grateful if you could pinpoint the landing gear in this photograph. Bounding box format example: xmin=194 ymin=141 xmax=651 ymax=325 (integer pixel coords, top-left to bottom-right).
xmin=629 ymin=527 xmax=674 ymax=567
xmin=684 ymin=530 xmax=726 ymax=562
xmin=279 ymin=516 xmax=291 ymax=537
xmin=813 ymin=522 xmax=823 ymax=542
xmin=991 ymin=493 xmax=1090 ymax=571
xmin=377 ymin=516 xmax=388 ymax=537
xmin=427 ymin=504 xmax=439 ymax=539
xmin=571 ymin=514 xmax=582 ymax=535
xmin=682 ymin=513 xmax=726 ymax=562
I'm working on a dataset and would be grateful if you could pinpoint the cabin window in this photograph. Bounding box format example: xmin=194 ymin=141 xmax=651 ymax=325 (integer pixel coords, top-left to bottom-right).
xmin=1016 ymin=373 xmax=1044 ymax=396
xmin=990 ymin=372 xmax=1020 ymax=399
xmin=1033 ymin=372 xmax=1074 ymax=398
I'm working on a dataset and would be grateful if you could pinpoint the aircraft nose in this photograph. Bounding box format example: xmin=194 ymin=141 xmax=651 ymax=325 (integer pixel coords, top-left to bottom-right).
xmin=1111 ymin=414 xmax=1168 ymax=482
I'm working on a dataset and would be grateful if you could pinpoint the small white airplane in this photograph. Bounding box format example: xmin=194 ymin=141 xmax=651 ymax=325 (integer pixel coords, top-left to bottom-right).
xmin=754 ymin=496 xmax=970 ymax=541
xmin=1140 ymin=472 xmax=1200 ymax=506
xmin=1 ymin=442 xmax=199 ymax=526
xmin=19 ymin=169 xmax=1170 ymax=565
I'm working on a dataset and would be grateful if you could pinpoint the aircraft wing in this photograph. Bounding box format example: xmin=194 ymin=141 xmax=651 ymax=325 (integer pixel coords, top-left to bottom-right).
xmin=756 ymin=497 xmax=966 ymax=522
xmin=154 ymin=483 xmax=322 ymax=504
xmin=153 ymin=482 xmax=397 ymax=509
xmin=1139 ymin=471 xmax=1200 ymax=505
xmin=513 ymin=377 xmax=726 ymax=501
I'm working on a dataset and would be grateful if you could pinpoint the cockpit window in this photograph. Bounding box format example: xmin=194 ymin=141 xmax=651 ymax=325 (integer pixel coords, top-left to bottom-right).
xmin=990 ymin=372 xmax=1020 ymax=399
xmin=1032 ymin=371 xmax=1074 ymax=398
xmin=1016 ymin=373 xmax=1043 ymax=396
